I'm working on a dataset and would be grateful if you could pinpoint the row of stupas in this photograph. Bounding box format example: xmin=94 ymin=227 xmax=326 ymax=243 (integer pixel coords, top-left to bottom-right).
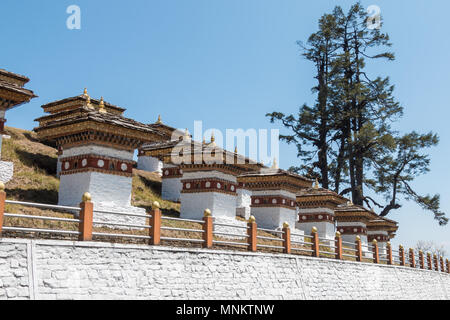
xmin=0 ymin=68 xmax=398 ymax=251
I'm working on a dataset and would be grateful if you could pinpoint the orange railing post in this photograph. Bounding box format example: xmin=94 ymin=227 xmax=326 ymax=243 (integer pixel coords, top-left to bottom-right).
xmin=0 ymin=182 xmax=5 ymax=235
xmin=427 ymin=253 xmax=432 ymax=270
xmin=79 ymin=192 xmax=93 ymax=241
xmin=409 ymin=248 xmax=416 ymax=268
xmin=282 ymin=222 xmax=291 ymax=254
xmin=355 ymin=236 xmax=362 ymax=262
xmin=311 ymin=227 xmax=320 ymax=258
xmin=446 ymin=259 xmax=450 ymax=274
xmin=433 ymin=254 xmax=439 ymax=272
xmin=335 ymin=231 xmax=343 ymax=260
xmin=203 ymin=209 xmax=213 ymax=249
xmin=419 ymin=251 xmax=425 ymax=269
xmin=247 ymin=216 xmax=257 ymax=252
xmin=150 ymin=201 xmax=161 ymax=245
xmin=440 ymin=256 xmax=444 ymax=272
xmin=386 ymin=242 xmax=393 ymax=265
xmin=399 ymin=245 xmax=405 ymax=266
xmin=372 ymin=239 xmax=379 ymax=264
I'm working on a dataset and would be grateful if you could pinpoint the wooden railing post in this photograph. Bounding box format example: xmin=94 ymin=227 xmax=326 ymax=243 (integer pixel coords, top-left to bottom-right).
xmin=79 ymin=192 xmax=93 ymax=241
xmin=335 ymin=231 xmax=343 ymax=260
xmin=386 ymin=242 xmax=393 ymax=265
xmin=202 ymin=208 xmax=213 ymax=249
xmin=372 ymin=239 xmax=379 ymax=264
xmin=150 ymin=201 xmax=161 ymax=245
xmin=311 ymin=227 xmax=319 ymax=258
xmin=282 ymin=222 xmax=291 ymax=254
xmin=247 ymin=216 xmax=257 ymax=252
xmin=427 ymin=253 xmax=432 ymax=270
xmin=440 ymin=256 xmax=444 ymax=272
xmin=355 ymin=235 xmax=362 ymax=262
xmin=409 ymin=248 xmax=416 ymax=268
xmin=0 ymin=182 xmax=5 ymax=235
xmin=419 ymin=251 xmax=425 ymax=269
xmin=433 ymin=254 xmax=439 ymax=271
xmin=446 ymin=259 xmax=450 ymax=274
xmin=399 ymin=245 xmax=405 ymax=266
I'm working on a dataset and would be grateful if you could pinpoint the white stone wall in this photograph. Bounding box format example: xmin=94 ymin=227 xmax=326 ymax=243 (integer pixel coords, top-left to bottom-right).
xmin=0 ymin=161 xmax=13 ymax=183
xmin=137 ymin=156 xmax=163 ymax=174
xmin=0 ymin=238 xmax=448 ymax=300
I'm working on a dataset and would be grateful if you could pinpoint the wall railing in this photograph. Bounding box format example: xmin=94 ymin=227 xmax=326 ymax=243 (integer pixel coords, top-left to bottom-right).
xmin=0 ymin=188 xmax=449 ymax=274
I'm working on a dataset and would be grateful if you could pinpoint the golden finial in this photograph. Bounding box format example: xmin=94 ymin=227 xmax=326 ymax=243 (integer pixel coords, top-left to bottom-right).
xmin=399 ymin=245 xmax=403 ymax=249
xmin=335 ymin=231 xmax=341 ymax=238
xmin=82 ymin=192 xmax=91 ymax=202
xmin=98 ymin=97 xmax=107 ymax=114
xmin=314 ymin=178 xmax=319 ymax=189
xmin=283 ymin=222 xmax=289 ymax=229
xmin=204 ymin=208 xmax=211 ymax=217
xmin=211 ymin=131 xmax=215 ymax=143
xmin=152 ymin=201 xmax=160 ymax=209
xmin=83 ymin=88 xmax=88 ymax=96
xmin=0 ymin=181 xmax=5 ymax=191
xmin=311 ymin=226 xmax=318 ymax=233
xmin=156 ymin=115 xmax=162 ymax=124
xmin=202 ymin=137 xmax=206 ymax=144
xmin=234 ymin=146 xmax=238 ymax=154
xmin=372 ymin=239 xmax=378 ymax=244
xmin=248 ymin=215 xmax=256 ymax=223
xmin=355 ymin=235 xmax=361 ymax=241
xmin=387 ymin=242 xmax=391 ymax=247
xmin=271 ymin=157 xmax=278 ymax=169
xmin=419 ymin=250 xmax=423 ymax=254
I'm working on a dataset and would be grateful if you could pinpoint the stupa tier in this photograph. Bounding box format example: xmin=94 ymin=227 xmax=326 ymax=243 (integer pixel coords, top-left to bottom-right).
xmin=34 ymin=89 xmax=166 ymax=224
xmin=0 ymin=69 xmax=36 ymax=182
xmin=237 ymin=162 xmax=312 ymax=230
xmin=296 ymin=182 xmax=348 ymax=241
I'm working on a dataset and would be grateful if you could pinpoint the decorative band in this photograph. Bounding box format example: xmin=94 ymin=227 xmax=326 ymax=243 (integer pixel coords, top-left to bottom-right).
xmin=60 ymin=154 xmax=134 ymax=175
xmin=250 ymin=196 xmax=296 ymax=209
xmin=181 ymin=178 xmax=237 ymax=195
xmin=336 ymin=226 xmax=367 ymax=235
xmin=298 ymin=213 xmax=335 ymax=223
xmin=162 ymin=167 xmax=183 ymax=178
xmin=368 ymin=234 xmax=389 ymax=242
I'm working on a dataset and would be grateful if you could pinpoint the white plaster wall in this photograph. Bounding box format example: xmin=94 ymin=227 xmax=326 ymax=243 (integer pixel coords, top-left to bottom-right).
xmin=62 ymin=145 xmax=133 ymax=161
xmin=58 ymin=171 xmax=133 ymax=208
xmin=0 ymin=238 xmax=448 ymax=300
xmin=295 ymin=221 xmax=336 ymax=240
xmin=137 ymin=156 xmax=162 ymax=174
xmin=56 ymin=156 xmax=62 ymax=177
xmin=0 ymin=161 xmax=13 ymax=183
xmin=251 ymin=189 xmax=295 ymax=198
xmin=161 ymin=178 xmax=182 ymax=202
xmin=251 ymin=207 xmax=297 ymax=230
xmin=236 ymin=188 xmax=251 ymax=219
xmin=180 ymin=192 xmax=237 ymax=220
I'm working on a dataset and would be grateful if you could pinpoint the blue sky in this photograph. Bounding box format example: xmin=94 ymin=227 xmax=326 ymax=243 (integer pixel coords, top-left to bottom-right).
xmin=1 ymin=0 xmax=449 ymax=253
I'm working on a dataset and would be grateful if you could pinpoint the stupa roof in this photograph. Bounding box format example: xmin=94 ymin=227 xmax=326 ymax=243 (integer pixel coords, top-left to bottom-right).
xmin=0 ymin=68 xmax=36 ymax=110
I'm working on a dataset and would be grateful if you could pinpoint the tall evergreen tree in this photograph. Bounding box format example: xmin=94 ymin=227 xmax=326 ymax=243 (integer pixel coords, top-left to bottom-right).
xmin=267 ymin=2 xmax=447 ymax=225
